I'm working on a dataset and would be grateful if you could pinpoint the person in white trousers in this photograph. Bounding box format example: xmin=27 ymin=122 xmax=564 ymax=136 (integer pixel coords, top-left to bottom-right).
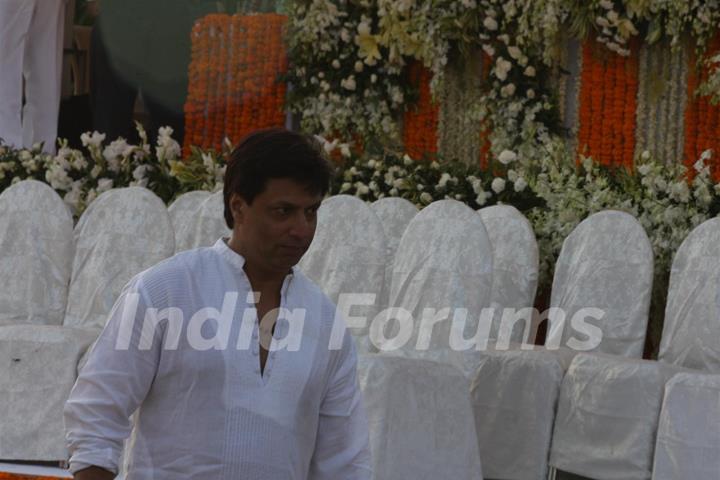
xmin=0 ymin=0 xmax=66 ymax=153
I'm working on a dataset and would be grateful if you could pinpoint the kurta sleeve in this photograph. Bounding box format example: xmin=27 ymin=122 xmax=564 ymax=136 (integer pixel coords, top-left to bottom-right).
xmin=64 ymin=277 xmax=163 ymax=474
xmin=308 ymin=328 xmax=372 ymax=479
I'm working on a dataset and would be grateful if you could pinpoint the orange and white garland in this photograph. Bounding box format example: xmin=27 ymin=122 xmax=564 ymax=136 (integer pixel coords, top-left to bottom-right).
xmin=184 ymin=14 xmax=288 ymax=154
xmin=576 ymin=38 xmax=639 ymax=170
xmin=402 ymin=63 xmax=439 ymax=160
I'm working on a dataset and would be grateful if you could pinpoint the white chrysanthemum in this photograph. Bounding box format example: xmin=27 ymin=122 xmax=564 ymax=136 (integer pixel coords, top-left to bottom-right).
xmin=507 ymin=46 xmax=522 ymax=60
xmin=96 ymin=178 xmax=114 ymax=193
xmin=498 ymin=149 xmax=517 ymax=164
xmin=483 ymin=16 xmax=498 ymax=31
xmin=419 ymin=192 xmax=433 ymax=204
xmin=491 ymin=177 xmax=506 ymax=193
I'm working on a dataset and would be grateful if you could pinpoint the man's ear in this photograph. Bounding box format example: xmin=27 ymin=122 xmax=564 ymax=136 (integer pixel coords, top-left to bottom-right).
xmin=229 ymin=193 xmax=246 ymax=226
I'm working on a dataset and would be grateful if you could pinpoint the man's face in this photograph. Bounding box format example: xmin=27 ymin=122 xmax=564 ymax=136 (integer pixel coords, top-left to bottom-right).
xmin=231 ymin=178 xmax=322 ymax=274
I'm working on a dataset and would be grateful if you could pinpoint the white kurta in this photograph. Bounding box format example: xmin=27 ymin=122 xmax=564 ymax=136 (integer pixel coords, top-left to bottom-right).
xmin=64 ymin=239 xmax=371 ymax=479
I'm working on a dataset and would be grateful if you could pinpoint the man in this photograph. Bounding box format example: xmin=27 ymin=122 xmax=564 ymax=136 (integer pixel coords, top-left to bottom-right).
xmin=0 ymin=0 xmax=67 ymax=152
xmin=64 ymin=128 xmax=372 ymax=479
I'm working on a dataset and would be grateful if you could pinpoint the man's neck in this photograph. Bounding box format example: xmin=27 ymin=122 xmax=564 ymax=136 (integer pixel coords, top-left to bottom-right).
xmin=227 ymin=237 xmax=286 ymax=294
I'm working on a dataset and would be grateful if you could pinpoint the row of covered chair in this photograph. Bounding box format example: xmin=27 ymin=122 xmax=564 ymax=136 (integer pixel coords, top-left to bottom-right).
xmin=299 ymin=194 xmax=719 ymax=480
xmin=1 ymin=181 xmax=718 ymax=479
xmin=0 ymin=181 xmax=229 ymax=462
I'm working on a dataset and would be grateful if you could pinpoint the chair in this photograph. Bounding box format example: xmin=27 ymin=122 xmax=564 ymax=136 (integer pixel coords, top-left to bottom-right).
xmin=0 ymin=187 xmax=175 ymax=461
xmin=298 ymin=195 xmax=387 ymax=353
xmin=0 ymin=180 xmax=74 ymax=327
xmin=652 ymin=372 xmax=720 ymax=479
xmin=382 ymin=199 xmax=493 ymax=370
xmin=549 ymin=216 xmax=720 ymax=480
xmin=358 ymin=354 xmax=484 ymax=479
xmin=370 ymin=197 xmax=418 ymax=310
xmin=478 ymin=204 xmax=539 ymax=345
xmin=168 ymin=190 xmax=212 ymax=253
xmin=473 ymin=210 xmax=654 ymax=480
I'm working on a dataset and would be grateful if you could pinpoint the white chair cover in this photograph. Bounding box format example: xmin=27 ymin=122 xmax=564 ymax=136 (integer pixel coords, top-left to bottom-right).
xmin=383 ymin=199 xmax=493 ymax=359
xmin=470 ymin=209 xmax=653 ymax=480
xmin=658 ymin=217 xmax=720 ymax=372
xmin=192 ymin=190 xmax=231 ymax=249
xmin=370 ymin=197 xmax=418 ymax=261
xmin=546 ymin=210 xmax=654 ymax=357
xmin=0 ymin=324 xmax=98 ymax=460
xmin=371 ymin=197 xmax=418 ymax=310
xmin=478 ymin=205 xmax=539 ymax=344
xmin=550 ymin=353 xmax=683 ymax=480
xmin=0 ymin=187 xmax=174 ymax=461
xmin=168 ymin=190 xmax=212 ymax=253
xmin=64 ymin=187 xmax=175 ymax=330
xmin=299 ymin=195 xmax=386 ymax=352
xmin=470 ymin=350 xmax=563 ymax=480
xmin=549 ymin=216 xmax=719 ymax=480
xmin=358 ymin=355 xmax=484 ymax=479
xmin=652 ymin=372 xmax=720 ymax=480
xmin=0 ymin=180 xmax=74 ymax=327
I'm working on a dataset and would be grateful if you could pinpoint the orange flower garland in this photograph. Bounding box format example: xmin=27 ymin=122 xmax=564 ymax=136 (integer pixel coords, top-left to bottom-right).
xmin=684 ymin=33 xmax=720 ymax=179
xmin=184 ymin=14 xmax=288 ymax=155
xmin=403 ymin=62 xmax=439 ymax=160
xmin=577 ymin=39 xmax=639 ymax=170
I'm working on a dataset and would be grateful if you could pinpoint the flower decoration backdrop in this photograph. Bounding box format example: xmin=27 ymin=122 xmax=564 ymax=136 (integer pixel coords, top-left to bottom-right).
xmin=1 ymin=2 xmax=720 ymax=354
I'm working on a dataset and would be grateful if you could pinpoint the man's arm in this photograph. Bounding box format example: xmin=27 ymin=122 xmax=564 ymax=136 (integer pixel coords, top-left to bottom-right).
xmin=64 ymin=278 xmax=162 ymax=477
xmin=308 ymin=328 xmax=372 ymax=479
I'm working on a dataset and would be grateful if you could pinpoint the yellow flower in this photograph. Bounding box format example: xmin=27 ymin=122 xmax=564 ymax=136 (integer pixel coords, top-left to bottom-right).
xmin=355 ymin=23 xmax=382 ymax=65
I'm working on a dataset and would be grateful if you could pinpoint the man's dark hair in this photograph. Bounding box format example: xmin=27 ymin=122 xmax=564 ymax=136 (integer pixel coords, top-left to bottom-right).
xmin=223 ymin=128 xmax=333 ymax=228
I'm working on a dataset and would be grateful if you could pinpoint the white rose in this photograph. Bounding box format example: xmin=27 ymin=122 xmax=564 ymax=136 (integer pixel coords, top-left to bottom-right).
xmin=482 ymin=44 xmax=495 ymax=57
xmin=475 ymin=191 xmax=489 ymax=206
xmin=483 ymin=16 xmax=498 ymax=31
xmin=507 ymin=46 xmax=522 ymax=60
xmin=524 ymin=66 xmax=536 ymax=77
xmin=96 ymin=178 xmax=114 ymax=193
xmin=498 ymin=149 xmax=517 ymax=164
xmin=637 ymin=164 xmax=652 ymax=176
xmin=370 ymin=74 xmax=377 ymax=83
xmin=341 ymin=76 xmax=356 ymax=91
xmin=526 ymin=88 xmax=536 ymax=99
xmin=507 ymin=169 xmax=518 ymax=182
xmin=514 ymin=177 xmax=528 ymax=192
xmin=491 ymin=177 xmax=506 ymax=193
xmin=340 ymin=182 xmax=352 ymax=192
xmin=332 ymin=59 xmax=341 ymax=69
xmin=500 ymin=83 xmax=516 ymax=97
xmin=354 ymin=61 xmax=364 ymax=72
xmin=419 ymin=192 xmax=433 ymax=204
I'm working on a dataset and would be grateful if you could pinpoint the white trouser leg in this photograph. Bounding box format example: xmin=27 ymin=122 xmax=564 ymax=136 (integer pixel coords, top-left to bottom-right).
xmin=22 ymin=0 xmax=66 ymax=153
xmin=0 ymin=0 xmax=34 ymax=149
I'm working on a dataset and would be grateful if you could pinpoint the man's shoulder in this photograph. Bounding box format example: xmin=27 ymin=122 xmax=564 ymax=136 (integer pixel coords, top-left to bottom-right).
xmin=292 ymin=269 xmax=335 ymax=305
xmin=132 ymin=246 xmax=220 ymax=294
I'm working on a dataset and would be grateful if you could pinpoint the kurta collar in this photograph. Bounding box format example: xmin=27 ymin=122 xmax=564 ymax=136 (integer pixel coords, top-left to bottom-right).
xmin=212 ymin=238 xmax=298 ymax=279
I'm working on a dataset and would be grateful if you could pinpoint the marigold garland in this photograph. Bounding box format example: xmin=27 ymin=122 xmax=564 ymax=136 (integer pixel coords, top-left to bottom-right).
xmin=684 ymin=33 xmax=720 ymax=179
xmin=184 ymin=14 xmax=288 ymax=154
xmin=402 ymin=63 xmax=439 ymax=160
xmin=577 ymin=39 xmax=639 ymax=170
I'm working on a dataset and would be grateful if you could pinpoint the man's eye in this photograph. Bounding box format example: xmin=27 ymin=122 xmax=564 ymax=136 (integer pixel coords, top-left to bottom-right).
xmin=275 ymin=207 xmax=290 ymax=215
